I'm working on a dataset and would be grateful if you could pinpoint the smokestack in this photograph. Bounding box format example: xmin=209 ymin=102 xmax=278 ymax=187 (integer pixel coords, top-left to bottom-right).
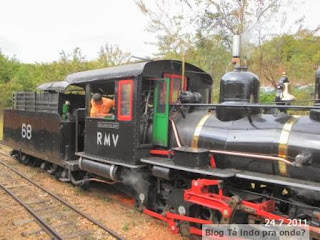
xmin=232 ymin=35 xmax=241 ymax=65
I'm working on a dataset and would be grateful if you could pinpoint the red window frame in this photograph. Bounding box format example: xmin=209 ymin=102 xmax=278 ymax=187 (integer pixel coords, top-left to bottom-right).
xmin=117 ymin=79 xmax=133 ymax=121
xmin=164 ymin=73 xmax=187 ymax=103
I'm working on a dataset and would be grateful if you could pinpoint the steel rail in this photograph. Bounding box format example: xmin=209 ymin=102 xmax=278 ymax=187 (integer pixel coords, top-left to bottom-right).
xmin=0 ymin=182 xmax=64 ymax=240
xmin=0 ymin=155 xmax=124 ymax=240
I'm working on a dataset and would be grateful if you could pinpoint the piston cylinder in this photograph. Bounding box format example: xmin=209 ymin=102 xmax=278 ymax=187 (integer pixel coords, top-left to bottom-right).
xmin=79 ymin=158 xmax=121 ymax=181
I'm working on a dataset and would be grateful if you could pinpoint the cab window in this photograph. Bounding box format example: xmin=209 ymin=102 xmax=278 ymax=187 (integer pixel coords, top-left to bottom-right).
xmin=164 ymin=73 xmax=186 ymax=103
xmin=89 ymin=81 xmax=115 ymax=119
xmin=117 ymin=79 xmax=133 ymax=121
xmin=157 ymin=81 xmax=167 ymax=113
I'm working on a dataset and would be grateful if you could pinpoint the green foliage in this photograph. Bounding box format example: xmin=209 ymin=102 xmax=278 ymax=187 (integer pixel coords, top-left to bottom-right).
xmin=122 ymin=222 xmax=130 ymax=231
xmin=0 ymin=43 xmax=131 ymax=109
xmin=259 ymin=92 xmax=275 ymax=103
xmin=211 ymin=86 xmax=220 ymax=103
xmin=136 ymin=0 xmax=316 ymax=98
xmin=250 ymin=32 xmax=320 ymax=87
xmin=0 ymin=4 xmax=319 ymax=112
xmin=259 ymin=86 xmax=316 ymax=104
xmin=0 ymin=51 xmax=19 ymax=84
xmin=0 ymin=78 xmax=24 ymax=108
xmin=97 ymin=43 xmax=131 ymax=68
xmin=137 ymin=0 xmax=286 ymax=50
xmin=0 ymin=111 xmax=3 ymax=140
xmin=292 ymin=87 xmax=314 ymax=104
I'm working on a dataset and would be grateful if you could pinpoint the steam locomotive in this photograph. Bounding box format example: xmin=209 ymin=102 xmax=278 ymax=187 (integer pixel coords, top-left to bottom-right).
xmin=3 ymin=57 xmax=320 ymax=237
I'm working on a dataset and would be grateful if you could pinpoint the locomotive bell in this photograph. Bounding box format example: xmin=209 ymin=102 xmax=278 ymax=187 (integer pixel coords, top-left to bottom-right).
xmin=217 ymin=66 xmax=260 ymax=121
xmin=276 ymin=72 xmax=295 ymax=102
xmin=281 ymin=82 xmax=295 ymax=101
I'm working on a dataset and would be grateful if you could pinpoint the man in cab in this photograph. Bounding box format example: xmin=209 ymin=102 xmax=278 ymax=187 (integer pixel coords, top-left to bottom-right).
xmin=90 ymin=93 xmax=115 ymax=118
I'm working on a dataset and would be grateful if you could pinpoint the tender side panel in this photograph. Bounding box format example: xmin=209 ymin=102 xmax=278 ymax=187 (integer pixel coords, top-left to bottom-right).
xmin=3 ymin=109 xmax=62 ymax=165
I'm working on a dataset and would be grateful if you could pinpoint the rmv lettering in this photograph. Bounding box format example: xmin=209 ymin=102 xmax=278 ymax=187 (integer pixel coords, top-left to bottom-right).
xmin=97 ymin=132 xmax=119 ymax=147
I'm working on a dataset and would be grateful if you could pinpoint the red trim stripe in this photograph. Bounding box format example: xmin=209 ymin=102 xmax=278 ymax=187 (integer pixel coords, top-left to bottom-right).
xmin=149 ymin=149 xmax=173 ymax=156
xmin=163 ymin=73 xmax=187 ymax=103
xmin=117 ymin=79 xmax=133 ymax=121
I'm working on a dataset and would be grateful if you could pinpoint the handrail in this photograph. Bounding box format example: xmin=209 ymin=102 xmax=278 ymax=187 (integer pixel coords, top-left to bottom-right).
xmin=75 ymin=108 xmax=86 ymax=153
xmin=173 ymin=103 xmax=320 ymax=110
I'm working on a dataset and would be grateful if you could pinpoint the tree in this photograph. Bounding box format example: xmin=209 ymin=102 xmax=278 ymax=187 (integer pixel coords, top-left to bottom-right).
xmin=194 ymin=0 xmax=287 ymax=45
xmin=0 ymin=51 xmax=23 ymax=108
xmin=136 ymin=0 xmax=294 ymax=92
xmin=250 ymin=30 xmax=320 ymax=87
xmin=136 ymin=0 xmax=232 ymax=89
xmin=96 ymin=43 xmax=131 ymax=68
xmin=0 ymin=50 xmax=20 ymax=84
xmin=136 ymin=0 xmax=291 ymax=51
xmin=0 ymin=44 xmax=132 ymax=108
xmin=0 ymin=79 xmax=23 ymax=108
xmin=59 ymin=47 xmax=91 ymax=74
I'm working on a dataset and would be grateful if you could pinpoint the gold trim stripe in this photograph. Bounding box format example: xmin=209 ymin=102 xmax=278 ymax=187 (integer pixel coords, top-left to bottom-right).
xmin=278 ymin=116 xmax=299 ymax=176
xmin=191 ymin=113 xmax=213 ymax=148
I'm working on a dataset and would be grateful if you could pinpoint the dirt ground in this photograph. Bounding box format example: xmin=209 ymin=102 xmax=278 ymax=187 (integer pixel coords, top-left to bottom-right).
xmin=0 ymin=112 xmax=3 ymax=140
xmin=0 ymin=146 xmax=184 ymax=240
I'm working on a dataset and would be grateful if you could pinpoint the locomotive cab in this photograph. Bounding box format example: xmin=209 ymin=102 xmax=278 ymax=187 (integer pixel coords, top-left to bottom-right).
xmin=64 ymin=60 xmax=212 ymax=171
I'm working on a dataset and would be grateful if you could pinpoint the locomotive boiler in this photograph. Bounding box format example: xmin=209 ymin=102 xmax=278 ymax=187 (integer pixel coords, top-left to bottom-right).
xmin=3 ymin=58 xmax=320 ymax=238
xmin=172 ymin=66 xmax=320 ymax=184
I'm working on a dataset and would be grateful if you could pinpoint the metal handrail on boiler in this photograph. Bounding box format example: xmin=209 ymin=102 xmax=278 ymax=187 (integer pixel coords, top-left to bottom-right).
xmin=173 ymin=103 xmax=320 ymax=110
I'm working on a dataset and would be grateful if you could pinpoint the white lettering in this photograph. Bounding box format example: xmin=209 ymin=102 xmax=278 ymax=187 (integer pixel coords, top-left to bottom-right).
xmin=21 ymin=123 xmax=32 ymax=140
xmin=104 ymin=133 xmax=111 ymax=146
xmin=26 ymin=124 xmax=32 ymax=139
xmin=97 ymin=132 xmax=119 ymax=147
xmin=21 ymin=123 xmax=27 ymax=138
xmin=97 ymin=132 xmax=102 ymax=145
xmin=112 ymin=134 xmax=119 ymax=147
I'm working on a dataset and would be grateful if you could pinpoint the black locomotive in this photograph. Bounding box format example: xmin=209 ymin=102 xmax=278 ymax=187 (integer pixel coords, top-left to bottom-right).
xmin=3 ymin=60 xmax=320 ymax=237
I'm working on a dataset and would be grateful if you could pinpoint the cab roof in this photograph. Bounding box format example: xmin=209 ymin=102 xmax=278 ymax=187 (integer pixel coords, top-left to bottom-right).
xmin=37 ymin=81 xmax=70 ymax=92
xmin=64 ymin=60 xmax=212 ymax=86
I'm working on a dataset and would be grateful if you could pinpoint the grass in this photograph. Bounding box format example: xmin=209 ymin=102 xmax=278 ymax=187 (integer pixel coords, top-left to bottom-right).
xmin=122 ymin=222 xmax=130 ymax=232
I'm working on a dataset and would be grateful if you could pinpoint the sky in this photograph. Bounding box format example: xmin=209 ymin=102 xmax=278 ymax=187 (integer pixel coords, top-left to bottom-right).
xmin=0 ymin=0 xmax=157 ymax=63
xmin=0 ymin=0 xmax=319 ymax=63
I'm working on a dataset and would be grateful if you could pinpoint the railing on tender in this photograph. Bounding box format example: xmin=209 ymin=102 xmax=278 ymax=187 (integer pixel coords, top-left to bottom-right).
xmin=12 ymin=92 xmax=59 ymax=113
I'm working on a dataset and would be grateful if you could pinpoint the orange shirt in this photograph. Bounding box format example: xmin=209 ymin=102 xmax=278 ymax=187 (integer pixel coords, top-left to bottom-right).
xmin=90 ymin=97 xmax=115 ymax=117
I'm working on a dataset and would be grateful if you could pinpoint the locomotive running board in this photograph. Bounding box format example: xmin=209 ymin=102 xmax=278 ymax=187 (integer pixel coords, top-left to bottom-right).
xmin=76 ymin=152 xmax=146 ymax=169
xmin=140 ymin=157 xmax=237 ymax=178
xmin=141 ymin=157 xmax=320 ymax=191
xmin=236 ymin=171 xmax=320 ymax=192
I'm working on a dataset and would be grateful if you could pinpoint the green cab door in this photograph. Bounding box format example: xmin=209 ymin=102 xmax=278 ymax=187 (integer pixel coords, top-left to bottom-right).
xmin=152 ymin=78 xmax=169 ymax=147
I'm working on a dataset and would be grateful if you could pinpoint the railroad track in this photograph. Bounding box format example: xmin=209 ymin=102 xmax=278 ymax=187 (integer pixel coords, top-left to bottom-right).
xmin=0 ymin=152 xmax=124 ymax=240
